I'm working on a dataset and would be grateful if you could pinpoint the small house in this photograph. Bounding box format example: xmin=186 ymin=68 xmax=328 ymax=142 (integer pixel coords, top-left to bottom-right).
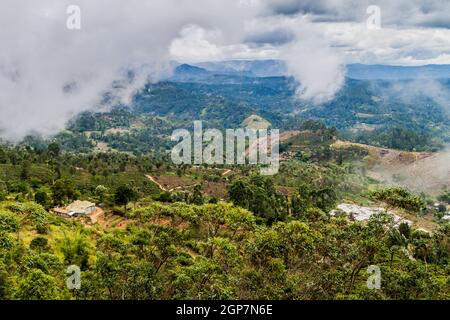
xmin=53 ymin=200 xmax=96 ymax=218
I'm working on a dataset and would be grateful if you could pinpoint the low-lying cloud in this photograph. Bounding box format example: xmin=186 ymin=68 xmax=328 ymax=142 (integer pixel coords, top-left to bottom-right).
xmin=0 ymin=0 xmax=257 ymax=141
xmin=0 ymin=0 xmax=449 ymax=141
xmin=281 ymin=24 xmax=346 ymax=104
xmin=380 ymin=79 xmax=450 ymax=114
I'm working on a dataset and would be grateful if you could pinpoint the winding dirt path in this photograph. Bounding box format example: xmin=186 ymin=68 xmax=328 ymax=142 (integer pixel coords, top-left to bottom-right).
xmin=145 ymin=175 xmax=169 ymax=192
xmin=145 ymin=174 xmax=198 ymax=192
xmin=222 ymin=169 xmax=232 ymax=176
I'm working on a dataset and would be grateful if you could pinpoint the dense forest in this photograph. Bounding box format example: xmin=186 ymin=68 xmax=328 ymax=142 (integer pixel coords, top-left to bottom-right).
xmin=21 ymin=68 xmax=446 ymax=155
xmin=0 ymin=127 xmax=448 ymax=299
xmin=1 ymin=200 xmax=448 ymax=300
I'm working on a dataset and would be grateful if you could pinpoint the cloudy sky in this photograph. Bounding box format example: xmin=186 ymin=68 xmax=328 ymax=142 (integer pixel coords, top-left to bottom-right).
xmin=0 ymin=0 xmax=449 ymax=140
xmin=170 ymin=0 xmax=450 ymax=65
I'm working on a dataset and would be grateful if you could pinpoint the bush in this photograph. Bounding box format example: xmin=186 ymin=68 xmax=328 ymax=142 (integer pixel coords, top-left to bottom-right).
xmin=0 ymin=211 xmax=19 ymax=233
xmin=30 ymin=236 xmax=49 ymax=252
xmin=370 ymin=187 xmax=425 ymax=212
xmin=36 ymin=223 xmax=49 ymax=235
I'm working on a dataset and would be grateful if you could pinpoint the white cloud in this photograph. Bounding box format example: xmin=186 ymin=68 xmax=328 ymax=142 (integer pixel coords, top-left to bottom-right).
xmin=317 ymin=22 xmax=450 ymax=66
xmin=0 ymin=0 xmax=449 ymax=140
xmin=170 ymin=25 xmax=279 ymax=62
xmin=0 ymin=0 xmax=259 ymax=141
xmin=278 ymin=18 xmax=345 ymax=103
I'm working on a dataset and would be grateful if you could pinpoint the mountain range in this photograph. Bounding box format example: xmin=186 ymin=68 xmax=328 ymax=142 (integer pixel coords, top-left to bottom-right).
xmin=169 ymin=60 xmax=450 ymax=81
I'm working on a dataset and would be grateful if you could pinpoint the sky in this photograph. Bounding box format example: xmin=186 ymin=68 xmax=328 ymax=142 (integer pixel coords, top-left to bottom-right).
xmin=170 ymin=0 xmax=450 ymax=65
xmin=0 ymin=0 xmax=449 ymax=140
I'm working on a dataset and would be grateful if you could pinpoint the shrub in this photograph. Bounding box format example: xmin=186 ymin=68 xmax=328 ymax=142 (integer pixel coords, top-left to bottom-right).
xmin=369 ymin=187 xmax=425 ymax=212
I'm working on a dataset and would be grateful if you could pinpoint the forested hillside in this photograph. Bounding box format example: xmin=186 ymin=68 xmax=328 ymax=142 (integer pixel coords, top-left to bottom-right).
xmin=0 ymin=63 xmax=449 ymax=300
xmin=36 ymin=64 xmax=448 ymax=155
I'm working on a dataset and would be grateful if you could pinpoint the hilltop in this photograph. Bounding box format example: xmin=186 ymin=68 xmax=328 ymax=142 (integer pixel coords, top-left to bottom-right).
xmin=333 ymin=141 xmax=450 ymax=196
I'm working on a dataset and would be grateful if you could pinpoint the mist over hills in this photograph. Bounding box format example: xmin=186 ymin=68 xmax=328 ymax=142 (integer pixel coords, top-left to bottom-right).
xmin=194 ymin=60 xmax=287 ymax=77
xmin=5 ymin=59 xmax=450 ymax=155
xmin=346 ymin=64 xmax=450 ymax=80
xmin=62 ymin=59 xmax=447 ymax=156
xmin=170 ymin=60 xmax=450 ymax=81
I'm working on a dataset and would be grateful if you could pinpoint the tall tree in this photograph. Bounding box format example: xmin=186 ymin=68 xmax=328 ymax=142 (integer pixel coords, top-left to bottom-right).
xmin=114 ymin=185 xmax=138 ymax=213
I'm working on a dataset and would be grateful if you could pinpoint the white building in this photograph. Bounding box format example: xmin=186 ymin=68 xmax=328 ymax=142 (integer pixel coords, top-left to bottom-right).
xmin=53 ymin=200 xmax=96 ymax=218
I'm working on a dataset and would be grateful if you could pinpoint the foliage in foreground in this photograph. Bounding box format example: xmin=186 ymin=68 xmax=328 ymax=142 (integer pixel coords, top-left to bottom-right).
xmin=0 ymin=201 xmax=448 ymax=300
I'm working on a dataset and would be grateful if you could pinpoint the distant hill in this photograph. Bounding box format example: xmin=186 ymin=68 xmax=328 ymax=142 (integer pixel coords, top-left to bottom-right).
xmin=194 ymin=60 xmax=287 ymax=77
xmin=332 ymin=140 xmax=450 ymax=196
xmin=172 ymin=60 xmax=450 ymax=80
xmin=346 ymin=64 xmax=450 ymax=80
xmin=170 ymin=64 xmax=211 ymax=82
xmin=60 ymin=60 xmax=450 ymax=154
xmin=169 ymin=62 xmax=286 ymax=85
xmin=242 ymin=114 xmax=271 ymax=130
